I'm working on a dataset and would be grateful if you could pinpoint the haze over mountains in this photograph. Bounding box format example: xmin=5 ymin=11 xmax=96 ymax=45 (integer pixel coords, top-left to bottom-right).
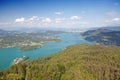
xmin=90 ymin=26 xmax=120 ymax=31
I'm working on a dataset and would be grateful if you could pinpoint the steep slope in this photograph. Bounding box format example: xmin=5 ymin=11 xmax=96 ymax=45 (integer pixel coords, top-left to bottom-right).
xmin=82 ymin=29 xmax=120 ymax=46
xmin=0 ymin=44 xmax=120 ymax=80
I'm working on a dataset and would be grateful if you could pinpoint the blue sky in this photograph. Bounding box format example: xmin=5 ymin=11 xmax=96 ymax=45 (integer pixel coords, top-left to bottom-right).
xmin=0 ymin=0 xmax=120 ymax=29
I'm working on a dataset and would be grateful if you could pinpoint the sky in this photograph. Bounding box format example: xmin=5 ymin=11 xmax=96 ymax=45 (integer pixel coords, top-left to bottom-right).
xmin=0 ymin=0 xmax=120 ymax=29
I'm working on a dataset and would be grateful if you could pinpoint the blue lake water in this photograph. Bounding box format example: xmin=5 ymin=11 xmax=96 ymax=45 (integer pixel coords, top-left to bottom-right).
xmin=0 ymin=33 xmax=94 ymax=70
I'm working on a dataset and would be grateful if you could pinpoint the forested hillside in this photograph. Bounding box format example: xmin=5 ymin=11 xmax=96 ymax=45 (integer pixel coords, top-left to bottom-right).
xmin=82 ymin=29 xmax=120 ymax=46
xmin=0 ymin=44 xmax=120 ymax=80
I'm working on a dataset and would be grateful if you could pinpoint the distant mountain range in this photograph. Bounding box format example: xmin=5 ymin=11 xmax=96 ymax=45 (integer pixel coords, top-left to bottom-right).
xmin=82 ymin=28 xmax=120 ymax=46
xmin=90 ymin=26 xmax=120 ymax=31
xmin=99 ymin=26 xmax=120 ymax=31
xmin=0 ymin=29 xmax=17 ymax=35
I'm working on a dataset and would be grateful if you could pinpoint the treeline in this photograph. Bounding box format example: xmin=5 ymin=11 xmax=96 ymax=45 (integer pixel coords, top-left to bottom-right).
xmin=0 ymin=44 xmax=120 ymax=80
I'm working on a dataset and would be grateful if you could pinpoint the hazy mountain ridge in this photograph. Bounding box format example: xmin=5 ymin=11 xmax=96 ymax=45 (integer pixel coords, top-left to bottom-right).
xmin=0 ymin=29 xmax=18 ymax=35
xmin=100 ymin=26 xmax=120 ymax=31
xmin=82 ymin=29 xmax=120 ymax=46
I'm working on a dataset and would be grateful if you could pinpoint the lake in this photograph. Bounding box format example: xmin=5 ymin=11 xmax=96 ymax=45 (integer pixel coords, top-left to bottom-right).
xmin=0 ymin=33 xmax=94 ymax=70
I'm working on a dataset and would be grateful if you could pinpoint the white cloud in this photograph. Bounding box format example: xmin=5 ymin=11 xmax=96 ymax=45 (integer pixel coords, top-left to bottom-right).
xmin=54 ymin=11 xmax=64 ymax=15
xmin=14 ymin=17 xmax=52 ymax=27
xmin=1 ymin=16 xmax=94 ymax=28
xmin=65 ymin=20 xmax=91 ymax=28
xmin=112 ymin=18 xmax=120 ymax=21
xmin=105 ymin=18 xmax=120 ymax=26
xmin=30 ymin=16 xmax=39 ymax=21
xmin=55 ymin=18 xmax=65 ymax=23
xmin=105 ymin=18 xmax=120 ymax=23
xmin=15 ymin=17 xmax=25 ymax=23
xmin=70 ymin=16 xmax=81 ymax=20
xmin=42 ymin=18 xmax=52 ymax=23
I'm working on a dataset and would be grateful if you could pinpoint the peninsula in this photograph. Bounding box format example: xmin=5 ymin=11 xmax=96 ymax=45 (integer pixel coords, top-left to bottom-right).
xmin=0 ymin=29 xmax=61 ymax=51
xmin=81 ymin=29 xmax=120 ymax=46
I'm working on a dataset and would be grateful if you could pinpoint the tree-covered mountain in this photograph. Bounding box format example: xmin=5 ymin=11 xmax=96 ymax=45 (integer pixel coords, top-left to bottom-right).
xmin=82 ymin=29 xmax=120 ymax=46
xmin=0 ymin=44 xmax=120 ymax=80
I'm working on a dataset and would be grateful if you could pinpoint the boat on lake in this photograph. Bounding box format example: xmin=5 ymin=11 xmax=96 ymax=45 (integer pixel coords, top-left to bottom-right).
xmin=12 ymin=56 xmax=29 ymax=65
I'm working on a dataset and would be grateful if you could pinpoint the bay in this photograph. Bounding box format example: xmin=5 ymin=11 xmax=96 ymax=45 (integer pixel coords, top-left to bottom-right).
xmin=0 ymin=33 xmax=94 ymax=70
